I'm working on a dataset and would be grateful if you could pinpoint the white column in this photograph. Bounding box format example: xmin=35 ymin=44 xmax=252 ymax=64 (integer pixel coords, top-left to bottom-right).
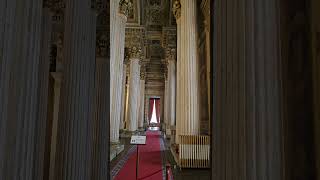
xmin=124 ymin=82 xmax=130 ymax=129
xmin=110 ymin=0 xmax=130 ymax=143
xmin=173 ymin=0 xmax=182 ymax=143
xmin=179 ymin=0 xmax=200 ymax=136
xmin=164 ymin=72 xmax=170 ymax=134
xmin=127 ymin=46 xmax=142 ymax=131
xmin=120 ymin=64 xmax=127 ymax=130
xmin=138 ymin=66 xmax=146 ymax=129
xmin=138 ymin=78 xmax=146 ymax=128
xmin=167 ymin=49 xmax=177 ymax=128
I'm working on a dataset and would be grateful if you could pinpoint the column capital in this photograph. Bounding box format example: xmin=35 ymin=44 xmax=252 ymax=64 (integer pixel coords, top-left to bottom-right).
xmin=119 ymin=0 xmax=133 ymax=17
xmin=96 ymin=31 xmax=109 ymax=58
xmin=172 ymin=0 xmax=181 ymax=20
xmin=128 ymin=46 xmax=142 ymax=59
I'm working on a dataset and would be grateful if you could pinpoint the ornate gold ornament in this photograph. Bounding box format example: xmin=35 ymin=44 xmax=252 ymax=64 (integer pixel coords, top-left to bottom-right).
xmin=172 ymin=0 xmax=181 ymax=19
xmin=128 ymin=46 xmax=142 ymax=59
xmin=119 ymin=0 xmax=133 ymax=17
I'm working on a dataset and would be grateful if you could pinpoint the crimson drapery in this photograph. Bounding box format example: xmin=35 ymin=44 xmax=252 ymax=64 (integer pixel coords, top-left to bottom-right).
xmin=155 ymin=99 xmax=160 ymax=123
xmin=148 ymin=98 xmax=154 ymax=123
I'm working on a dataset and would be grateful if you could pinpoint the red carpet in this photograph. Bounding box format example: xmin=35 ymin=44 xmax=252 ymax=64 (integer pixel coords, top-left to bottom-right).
xmin=114 ymin=131 xmax=163 ymax=180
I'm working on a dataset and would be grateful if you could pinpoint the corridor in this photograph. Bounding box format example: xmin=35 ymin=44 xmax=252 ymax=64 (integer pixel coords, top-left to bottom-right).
xmin=113 ymin=130 xmax=165 ymax=180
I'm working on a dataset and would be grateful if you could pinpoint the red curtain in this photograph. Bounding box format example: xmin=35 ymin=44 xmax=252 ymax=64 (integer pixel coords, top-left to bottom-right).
xmin=148 ymin=98 xmax=154 ymax=123
xmin=155 ymin=99 xmax=160 ymax=123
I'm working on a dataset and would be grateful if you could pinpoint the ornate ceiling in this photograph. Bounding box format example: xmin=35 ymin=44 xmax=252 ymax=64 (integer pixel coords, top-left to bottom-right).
xmin=125 ymin=0 xmax=176 ymax=87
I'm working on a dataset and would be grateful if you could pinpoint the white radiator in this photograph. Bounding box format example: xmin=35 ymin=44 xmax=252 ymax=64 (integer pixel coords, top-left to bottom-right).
xmin=178 ymin=135 xmax=210 ymax=168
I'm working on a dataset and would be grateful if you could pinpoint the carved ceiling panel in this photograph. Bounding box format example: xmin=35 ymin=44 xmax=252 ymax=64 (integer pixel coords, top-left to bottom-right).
xmin=162 ymin=27 xmax=176 ymax=48
xmin=145 ymin=0 xmax=167 ymax=26
xmin=126 ymin=0 xmax=140 ymax=25
xmin=125 ymin=27 xmax=146 ymax=46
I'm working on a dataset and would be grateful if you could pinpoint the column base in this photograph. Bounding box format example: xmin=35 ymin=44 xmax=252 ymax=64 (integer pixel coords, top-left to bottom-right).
xmin=110 ymin=143 xmax=125 ymax=161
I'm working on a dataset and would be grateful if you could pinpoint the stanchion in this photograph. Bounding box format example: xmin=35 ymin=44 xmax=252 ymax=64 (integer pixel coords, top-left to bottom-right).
xmin=136 ymin=145 xmax=139 ymax=180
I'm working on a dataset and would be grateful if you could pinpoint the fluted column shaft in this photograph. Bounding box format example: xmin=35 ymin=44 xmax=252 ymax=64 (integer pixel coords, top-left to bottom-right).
xmin=127 ymin=58 xmax=141 ymax=131
xmin=34 ymin=6 xmax=53 ymax=180
xmin=175 ymin=15 xmax=182 ymax=144
xmin=179 ymin=0 xmax=200 ymax=137
xmin=54 ymin=0 xmax=96 ymax=179
xmin=91 ymin=56 xmax=110 ymax=180
xmin=164 ymin=79 xmax=169 ymax=131
xmin=120 ymin=64 xmax=127 ymax=130
xmin=110 ymin=0 xmax=128 ymax=143
xmin=168 ymin=59 xmax=176 ymax=127
xmin=124 ymin=83 xmax=130 ymax=129
xmin=0 ymin=0 xmax=42 ymax=179
xmin=212 ymin=0 xmax=282 ymax=179
xmin=138 ymin=79 xmax=145 ymax=128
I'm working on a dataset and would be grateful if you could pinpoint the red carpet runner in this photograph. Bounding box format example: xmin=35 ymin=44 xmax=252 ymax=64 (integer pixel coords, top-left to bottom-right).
xmin=114 ymin=131 xmax=163 ymax=180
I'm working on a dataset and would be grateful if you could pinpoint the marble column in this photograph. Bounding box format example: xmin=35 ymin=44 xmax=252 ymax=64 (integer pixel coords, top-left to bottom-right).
xmin=124 ymin=82 xmax=130 ymax=129
xmin=167 ymin=48 xmax=177 ymax=128
xmin=0 ymin=0 xmax=43 ymax=179
xmin=173 ymin=0 xmax=182 ymax=143
xmin=138 ymin=66 xmax=146 ymax=129
xmin=127 ymin=46 xmax=142 ymax=131
xmin=53 ymin=0 xmax=97 ymax=179
xmin=120 ymin=64 xmax=128 ymax=130
xmin=174 ymin=0 xmax=200 ymax=143
xmin=90 ymin=28 xmax=110 ymax=180
xmin=163 ymin=67 xmax=169 ymax=134
xmin=110 ymin=0 xmax=130 ymax=143
xmin=212 ymin=0 xmax=282 ymax=179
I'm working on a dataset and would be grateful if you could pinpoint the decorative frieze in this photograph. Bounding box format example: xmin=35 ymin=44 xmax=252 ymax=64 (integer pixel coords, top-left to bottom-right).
xmin=125 ymin=27 xmax=146 ymax=49
xmin=162 ymin=27 xmax=177 ymax=48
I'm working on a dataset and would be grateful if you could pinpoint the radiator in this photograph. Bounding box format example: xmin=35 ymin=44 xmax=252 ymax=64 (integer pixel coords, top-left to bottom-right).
xmin=178 ymin=135 xmax=210 ymax=168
